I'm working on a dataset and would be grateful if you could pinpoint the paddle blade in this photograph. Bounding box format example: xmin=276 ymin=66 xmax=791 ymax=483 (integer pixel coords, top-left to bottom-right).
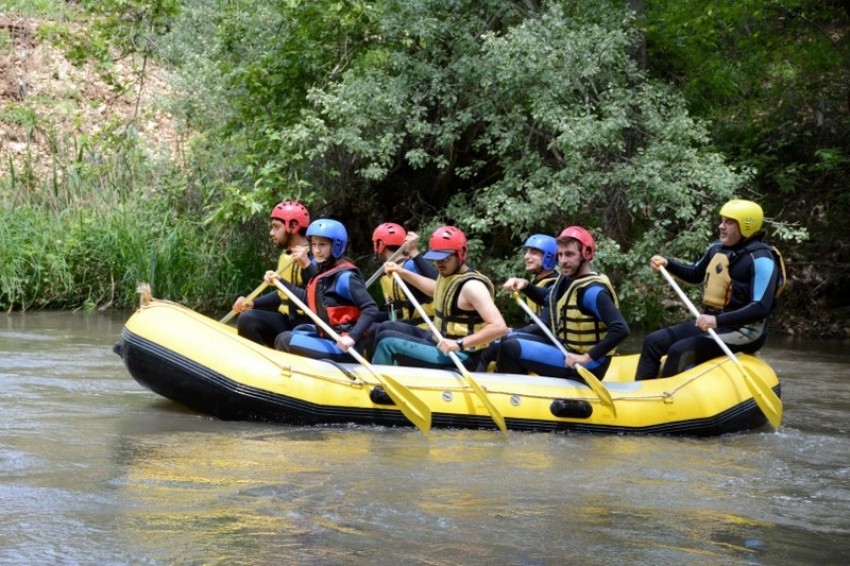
xmin=743 ymin=366 xmax=783 ymax=429
xmin=379 ymin=372 xmax=432 ymax=434
xmin=457 ymin=366 xmax=508 ymax=436
xmin=575 ymin=364 xmax=617 ymax=418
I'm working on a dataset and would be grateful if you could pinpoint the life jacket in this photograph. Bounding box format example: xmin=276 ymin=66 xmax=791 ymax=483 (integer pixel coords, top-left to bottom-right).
xmin=379 ymin=258 xmax=435 ymax=322
xmin=306 ymin=261 xmax=360 ymax=335
xmin=702 ymin=240 xmax=786 ymax=309
xmin=549 ymin=273 xmax=619 ymax=355
xmin=432 ymin=270 xmax=495 ymax=348
xmin=275 ymin=251 xmax=309 ymax=317
xmin=525 ymin=270 xmax=557 ymax=316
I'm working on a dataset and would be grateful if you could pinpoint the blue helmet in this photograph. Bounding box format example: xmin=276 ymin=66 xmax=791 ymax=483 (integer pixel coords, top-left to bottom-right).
xmin=523 ymin=234 xmax=558 ymax=270
xmin=306 ymin=219 xmax=348 ymax=259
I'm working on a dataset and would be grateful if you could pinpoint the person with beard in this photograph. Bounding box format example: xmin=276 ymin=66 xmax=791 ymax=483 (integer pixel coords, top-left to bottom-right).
xmin=267 ymin=218 xmax=379 ymax=362
xmin=635 ymin=199 xmax=782 ymax=380
xmin=370 ymin=225 xmax=508 ymax=370
xmin=494 ymin=226 xmax=629 ymax=382
xmin=231 ymin=201 xmax=314 ymax=347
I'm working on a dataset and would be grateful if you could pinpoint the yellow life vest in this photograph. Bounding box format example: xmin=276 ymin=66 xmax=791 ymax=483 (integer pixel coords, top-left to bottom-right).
xmin=432 ymin=270 xmax=495 ymax=348
xmin=702 ymin=251 xmax=732 ymax=309
xmin=379 ymin=270 xmax=435 ymax=322
xmin=526 ymin=271 xmax=557 ymax=315
xmin=549 ymin=273 xmax=619 ymax=355
xmin=275 ymin=251 xmax=308 ymax=317
xmin=702 ymin=242 xmax=787 ymax=309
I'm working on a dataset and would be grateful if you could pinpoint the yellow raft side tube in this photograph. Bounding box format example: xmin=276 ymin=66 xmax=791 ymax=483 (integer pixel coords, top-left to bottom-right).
xmin=120 ymin=300 xmax=780 ymax=435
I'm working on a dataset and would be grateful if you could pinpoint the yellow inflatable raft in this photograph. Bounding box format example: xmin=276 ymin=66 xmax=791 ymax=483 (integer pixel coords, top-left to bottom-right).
xmin=115 ymin=300 xmax=781 ymax=436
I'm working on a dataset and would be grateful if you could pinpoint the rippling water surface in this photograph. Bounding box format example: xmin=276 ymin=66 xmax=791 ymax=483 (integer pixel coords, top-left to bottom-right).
xmin=1 ymin=312 xmax=848 ymax=564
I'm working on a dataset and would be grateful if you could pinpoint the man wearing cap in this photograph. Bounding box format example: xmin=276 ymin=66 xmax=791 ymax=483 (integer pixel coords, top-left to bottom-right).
xmin=370 ymin=225 xmax=508 ymax=370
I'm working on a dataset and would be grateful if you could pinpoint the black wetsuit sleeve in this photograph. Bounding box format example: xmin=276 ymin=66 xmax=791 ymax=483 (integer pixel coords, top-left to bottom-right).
xmin=665 ymin=244 xmax=716 ymax=285
xmin=252 ymin=290 xmax=281 ymax=310
xmin=277 ymin=278 xmax=307 ymax=303
xmin=347 ymin=273 xmax=380 ymax=343
xmin=521 ymin=281 xmax=550 ymax=306
xmin=513 ymin=287 xmax=553 ymax=336
xmin=410 ymin=254 xmax=438 ymax=280
xmin=581 ymin=285 xmax=630 ymax=361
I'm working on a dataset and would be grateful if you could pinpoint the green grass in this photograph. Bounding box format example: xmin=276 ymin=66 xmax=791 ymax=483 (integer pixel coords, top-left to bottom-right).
xmin=0 ymin=125 xmax=269 ymax=312
xmin=0 ymin=1 xmax=73 ymax=19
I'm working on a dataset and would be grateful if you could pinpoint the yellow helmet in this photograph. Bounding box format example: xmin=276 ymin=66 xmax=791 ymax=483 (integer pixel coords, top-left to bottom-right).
xmin=719 ymin=199 xmax=763 ymax=238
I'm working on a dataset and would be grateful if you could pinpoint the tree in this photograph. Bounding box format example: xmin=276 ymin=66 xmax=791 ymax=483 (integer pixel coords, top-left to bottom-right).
xmin=264 ymin=0 xmax=750 ymax=324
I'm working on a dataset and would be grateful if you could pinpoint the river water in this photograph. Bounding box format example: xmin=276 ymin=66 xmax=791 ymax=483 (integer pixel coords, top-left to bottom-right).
xmin=1 ymin=310 xmax=848 ymax=565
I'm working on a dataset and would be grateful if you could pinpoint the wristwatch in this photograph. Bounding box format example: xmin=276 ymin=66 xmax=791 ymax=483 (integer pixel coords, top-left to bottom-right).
xmin=455 ymin=337 xmax=465 ymax=351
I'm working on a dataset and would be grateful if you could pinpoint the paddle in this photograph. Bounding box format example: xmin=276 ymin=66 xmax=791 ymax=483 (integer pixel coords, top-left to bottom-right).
xmin=364 ymin=245 xmax=408 ymax=288
xmin=391 ymin=272 xmax=508 ymax=436
xmin=269 ymin=278 xmax=432 ymax=434
xmin=219 ymin=279 xmax=272 ymax=325
xmin=221 ymin=231 xmax=301 ymax=324
xmin=658 ymin=266 xmax=782 ymax=429
xmin=511 ymin=291 xmax=617 ymax=417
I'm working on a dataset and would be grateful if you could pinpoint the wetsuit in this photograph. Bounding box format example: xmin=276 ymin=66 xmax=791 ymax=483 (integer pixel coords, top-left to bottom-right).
xmin=495 ymin=273 xmax=629 ymax=382
xmin=237 ymin=251 xmax=314 ymax=347
xmin=274 ymin=260 xmax=378 ymax=362
xmin=635 ymin=236 xmax=779 ymax=379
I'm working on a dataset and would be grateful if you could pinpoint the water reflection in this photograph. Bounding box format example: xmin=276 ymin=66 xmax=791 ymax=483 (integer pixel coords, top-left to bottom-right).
xmin=1 ymin=312 xmax=848 ymax=563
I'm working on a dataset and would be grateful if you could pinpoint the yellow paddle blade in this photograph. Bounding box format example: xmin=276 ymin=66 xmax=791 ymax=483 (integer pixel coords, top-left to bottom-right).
xmin=575 ymin=364 xmax=617 ymax=418
xmin=743 ymin=366 xmax=782 ymax=429
xmin=377 ymin=371 xmax=432 ymax=435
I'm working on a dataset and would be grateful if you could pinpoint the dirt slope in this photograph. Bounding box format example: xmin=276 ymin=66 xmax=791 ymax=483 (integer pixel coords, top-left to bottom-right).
xmin=0 ymin=15 xmax=177 ymax=182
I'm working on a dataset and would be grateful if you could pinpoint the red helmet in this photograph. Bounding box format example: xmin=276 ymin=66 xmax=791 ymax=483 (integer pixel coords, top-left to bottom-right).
xmin=270 ymin=201 xmax=310 ymax=234
xmin=372 ymin=222 xmax=407 ymax=255
xmin=424 ymin=225 xmax=468 ymax=262
xmin=558 ymin=226 xmax=595 ymax=260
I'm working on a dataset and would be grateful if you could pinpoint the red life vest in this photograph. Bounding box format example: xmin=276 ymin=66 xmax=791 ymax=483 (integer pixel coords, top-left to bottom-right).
xmin=306 ymin=261 xmax=361 ymax=333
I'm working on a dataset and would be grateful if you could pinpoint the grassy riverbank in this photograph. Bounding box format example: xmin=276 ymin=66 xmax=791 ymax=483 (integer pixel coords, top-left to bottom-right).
xmin=0 ymin=154 xmax=264 ymax=312
xmin=0 ymin=4 xmax=263 ymax=311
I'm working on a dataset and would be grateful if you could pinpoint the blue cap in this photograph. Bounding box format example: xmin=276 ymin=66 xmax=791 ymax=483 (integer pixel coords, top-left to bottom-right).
xmin=423 ymin=249 xmax=455 ymax=261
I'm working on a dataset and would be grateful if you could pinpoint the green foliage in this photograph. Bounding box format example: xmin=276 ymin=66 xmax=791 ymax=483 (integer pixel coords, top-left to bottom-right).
xmin=644 ymin=0 xmax=848 ymax=222
xmin=0 ymin=122 xmax=266 ymax=311
xmin=160 ymin=0 xmax=376 ymax=224
xmin=249 ymin=1 xmax=751 ymax=325
xmin=0 ymin=0 xmax=71 ymax=18
xmin=6 ymin=0 xmax=843 ymax=334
